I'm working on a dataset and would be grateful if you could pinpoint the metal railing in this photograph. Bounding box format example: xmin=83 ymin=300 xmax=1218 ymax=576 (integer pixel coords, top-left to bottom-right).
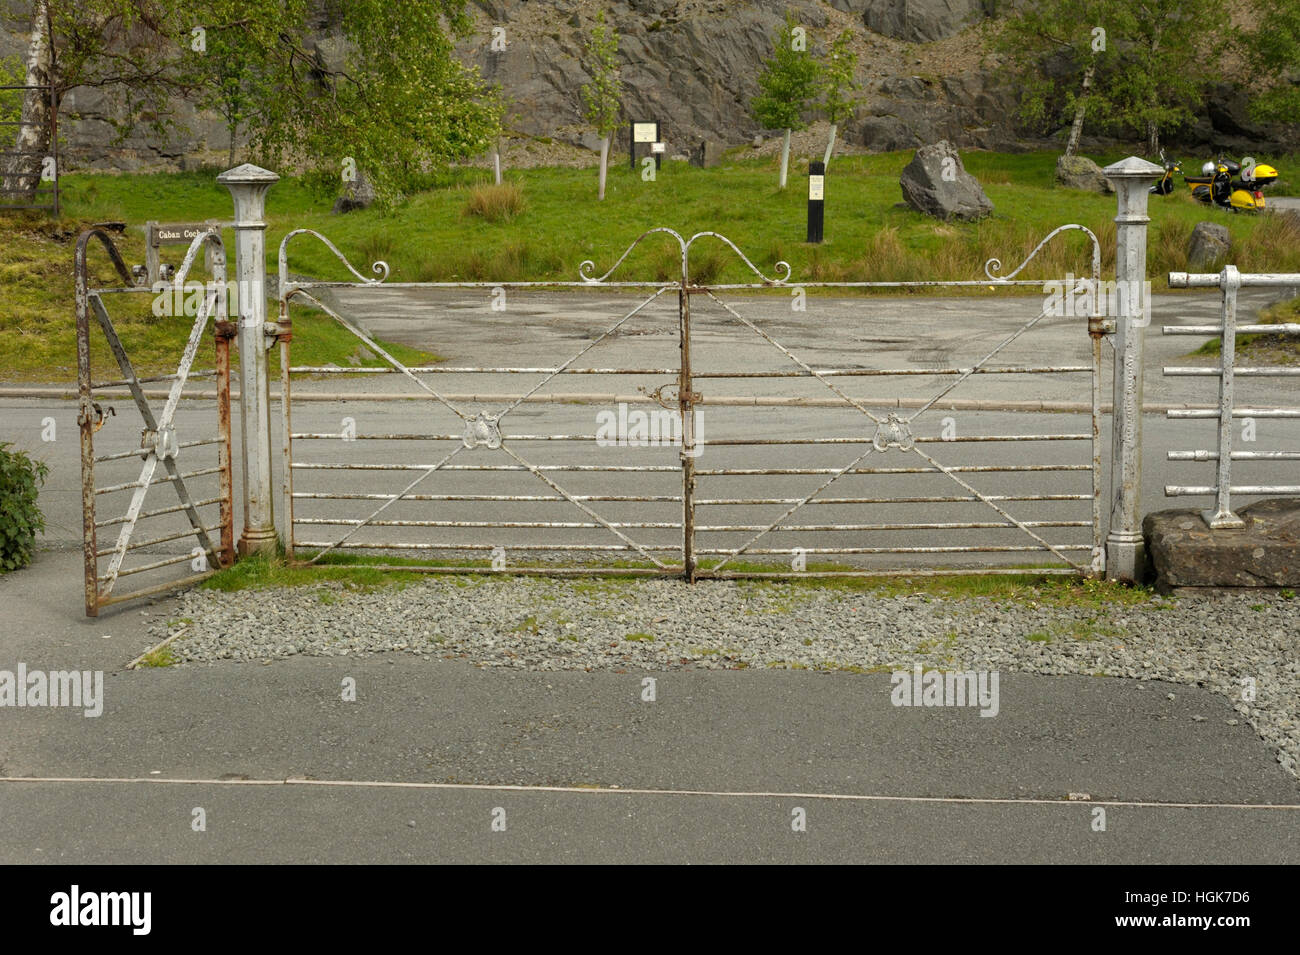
xmin=1164 ymin=266 xmax=1300 ymax=527
xmin=0 ymin=83 xmax=59 ymax=215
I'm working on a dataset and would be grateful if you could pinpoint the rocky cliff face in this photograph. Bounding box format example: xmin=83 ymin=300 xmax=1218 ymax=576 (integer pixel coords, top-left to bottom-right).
xmin=464 ymin=0 xmax=1025 ymax=156
xmin=1 ymin=0 xmax=1290 ymax=172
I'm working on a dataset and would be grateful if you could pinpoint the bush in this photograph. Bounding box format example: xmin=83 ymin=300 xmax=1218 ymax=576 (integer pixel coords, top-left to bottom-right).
xmin=0 ymin=443 xmax=49 ymax=572
xmin=461 ymin=182 xmax=527 ymax=223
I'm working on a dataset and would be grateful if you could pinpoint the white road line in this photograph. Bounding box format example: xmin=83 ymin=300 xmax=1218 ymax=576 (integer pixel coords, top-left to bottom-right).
xmin=1 ymin=775 xmax=1298 ymax=810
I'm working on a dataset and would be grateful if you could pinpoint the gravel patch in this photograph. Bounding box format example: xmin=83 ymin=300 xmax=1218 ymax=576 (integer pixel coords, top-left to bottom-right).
xmin=148 ymin=578 xmax=1300 ymax=777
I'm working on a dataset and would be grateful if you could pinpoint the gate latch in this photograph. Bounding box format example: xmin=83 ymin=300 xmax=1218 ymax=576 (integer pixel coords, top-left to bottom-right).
xmin=79 ymin=401 xmax=115 ymax=432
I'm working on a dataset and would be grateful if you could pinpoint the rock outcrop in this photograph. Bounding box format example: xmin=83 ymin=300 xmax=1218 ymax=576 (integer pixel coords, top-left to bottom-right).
xmin=1054 ymin=154 xmax=1113 ymax=193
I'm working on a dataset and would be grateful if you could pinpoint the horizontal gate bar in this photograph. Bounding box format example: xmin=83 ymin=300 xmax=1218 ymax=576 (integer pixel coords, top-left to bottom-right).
xmin=95 ymin=571 xmax=218 ymax=608
xmin=96 ymin=551 xmax=196 ymax=581
xmin=287 ymin=365 xmax=1093 ymax=378
xmin=1168 ymin=450 xmax=1300 ymax=461
xmin=1168 ymin=409 xmax=1300 ymax=419
xmin=95 ymin=523 xmax=225 ymax=557
xmin=293 ymin=541 xmax=1088 ymax=555
xmin=92 ymin=370 xmax=218 ymax=389
xmin=288 ymin=491 xmax=1087 ymax=505
xmin=295 ymin=518 xmax=685 ymax=529
xmin=293 ymin=492 xmax=681 ymax=503
xmin=1163 ymin=367 xmax=1300 ymax=377
xmin=95 ymin=496 xmax=224 ymax=528
xmin=1166 ymin=485 xmax=1300 ymax=495
xmin=294 ymin=541 xmax=680 ymax=551
xmin=696 ymin=545 xmax=1090 ymax=555
xmin=291 ymin=432 xmax=1091 ymax=444
xmin=94 ymin=437 xmax=224 ymax=463
xmin=1163 ymin=323 xmax=1300 ymax=335
xmin=291 ymin=518 xmax=1088 ymax=531
xmin=95 ymin=465 xmax=224 ymax=494
xmin=291 ymin=463 xmax=1089 ymax=475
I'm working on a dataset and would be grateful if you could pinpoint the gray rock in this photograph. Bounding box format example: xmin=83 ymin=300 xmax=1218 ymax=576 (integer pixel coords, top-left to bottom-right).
xmin=899 ymin=140 xmax=993 ymax=221
xmin=1145 ymin=499 xmax=1300 ymax=589
xmin=752 ymin=136 xmax=764 ymax=149
xmin=865 ymin=0 xmax=986 ymax=42
xmin=332 ymin=171 xmax=376 ymax=214
xmin=1054 ymin=154 xmax=1113 ymax=193
xmin=1187 ymin=221 xmax=1232 ymax=270
xmin=690 ymin=139 xmax=725 ymax=168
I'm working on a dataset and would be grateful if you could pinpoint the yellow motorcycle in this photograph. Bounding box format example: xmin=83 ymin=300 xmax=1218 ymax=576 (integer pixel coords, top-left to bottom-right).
xmin=1183 ymin=155 xmax=1279 ymax=211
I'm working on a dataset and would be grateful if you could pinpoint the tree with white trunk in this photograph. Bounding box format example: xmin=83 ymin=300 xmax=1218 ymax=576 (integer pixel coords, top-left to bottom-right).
xmin=1 ymin=0 xmax=51 ymax=204
xmin=581 ymin=12 xmax=622 ymax=201
xmin=819 ymin=29 xmax=859 ymax=171
xmin=750 ymin=13 xmax=821 ymax=189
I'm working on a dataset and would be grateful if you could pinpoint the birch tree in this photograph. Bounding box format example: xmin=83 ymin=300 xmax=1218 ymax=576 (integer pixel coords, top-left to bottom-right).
xmin=751 ymin=14 xmax=821 ymax=189
xmin=580 ymin=11 xmax=622 ymax=201
xmin=819 ymin=29 xmax=859 ymax=170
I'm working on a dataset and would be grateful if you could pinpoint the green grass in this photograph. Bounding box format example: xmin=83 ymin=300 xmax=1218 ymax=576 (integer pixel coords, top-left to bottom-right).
xmin=199 ymin=552 xmax=1159 ymax=606
xmin=7 ymin=150 xmax=1300 ymax=379
xmin=136 ymin=645 xmax=177 ymax=667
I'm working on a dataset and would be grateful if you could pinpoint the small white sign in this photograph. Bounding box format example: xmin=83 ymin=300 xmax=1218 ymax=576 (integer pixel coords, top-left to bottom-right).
xmin=809 ymin=175 xmax=825 ymax=201
xmin=651 ymin=141 xmax=665 ymax=154
xmin=633 ymin=122 xmax=657 ymax=143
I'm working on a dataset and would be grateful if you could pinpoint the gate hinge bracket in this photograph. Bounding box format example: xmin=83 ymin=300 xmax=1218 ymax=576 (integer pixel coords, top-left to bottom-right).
xmin=263 ymin=321 xmax=291 ymax=347
xmin=214 ymin=320 xmax=238 ymax=340
xmin=1089 ymin=316 xmax=1116 ymax=336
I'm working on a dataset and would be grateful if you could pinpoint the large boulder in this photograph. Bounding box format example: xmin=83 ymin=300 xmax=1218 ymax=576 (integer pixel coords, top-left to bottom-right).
xmin=899 ymin=140 xmax=993 ymax=221
xmin=1187 ymin=221 xmax=1232 ymax=270
xmin=690 ymin=139 xmax=725 ymax=168
xmin=1054 ymin=154 xmax=1113 ymax=193
xmin=1144 ymin=499 xmax=1300 ymax=589
xmin=332 ymin=171 xmax=376 ymax=214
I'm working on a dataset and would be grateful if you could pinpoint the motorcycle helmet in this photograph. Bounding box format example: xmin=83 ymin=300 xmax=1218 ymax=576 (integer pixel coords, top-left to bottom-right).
xmin=1202 ymin=161 xmax=1216 ymax=176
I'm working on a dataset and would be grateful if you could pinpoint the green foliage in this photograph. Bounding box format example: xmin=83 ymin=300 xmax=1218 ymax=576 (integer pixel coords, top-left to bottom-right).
xmin=990 ymin=0 xmax=1227 ymax=149
xmin=821 ymin=29 xmax=860 ymax=126
xmin=750 ymin=13 xmax=822 ymax=132
xmin=1244 ymin=5 xmax=1300 ymax=125
xmin=0 ymin=55 xmax=23 ymax=125
xmin=33 ymin=0 xmax=501 ymax=204
xmin=581 ymin=11 xmax=623 ymax=138
xmin=0 ymin=443 xmax=49 ymax=572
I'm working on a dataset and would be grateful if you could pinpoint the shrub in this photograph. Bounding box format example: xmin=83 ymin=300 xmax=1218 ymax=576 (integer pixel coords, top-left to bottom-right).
xmin=462 ymin=182 xmax=527 ymax=223
xmin=0 ymin=443 xmax=49 ymax=572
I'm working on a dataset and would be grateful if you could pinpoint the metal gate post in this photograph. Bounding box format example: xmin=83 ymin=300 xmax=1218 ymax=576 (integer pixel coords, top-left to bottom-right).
xmin=217 ymin=163 xmax=281 ymax=556
xmin=1103 ymin=156 xmax=1163 ymax=582
xmin=679 ymin=245 xmax=697 ymax=582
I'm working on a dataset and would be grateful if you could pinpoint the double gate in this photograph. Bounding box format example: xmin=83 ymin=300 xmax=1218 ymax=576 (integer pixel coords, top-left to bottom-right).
xmin=278 ymin=226 xmax=1107 ymax=580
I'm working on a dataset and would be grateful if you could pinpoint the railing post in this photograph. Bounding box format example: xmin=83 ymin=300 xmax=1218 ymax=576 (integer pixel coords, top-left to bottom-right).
xmin=1205 ymin=265 xmax=1245 ymax=528
xmin=217 ymin=163 xmax=280 ymax=556
xmin=1103 ymin=156 xmax=1163 ymax=582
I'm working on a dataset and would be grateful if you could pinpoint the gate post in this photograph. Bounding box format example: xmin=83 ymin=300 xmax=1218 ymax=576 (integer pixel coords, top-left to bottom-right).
xmin=217 ymin=163 xmax=281 ymax=556
xmin=1102 ymin=156 xmax=1163 ymax=582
